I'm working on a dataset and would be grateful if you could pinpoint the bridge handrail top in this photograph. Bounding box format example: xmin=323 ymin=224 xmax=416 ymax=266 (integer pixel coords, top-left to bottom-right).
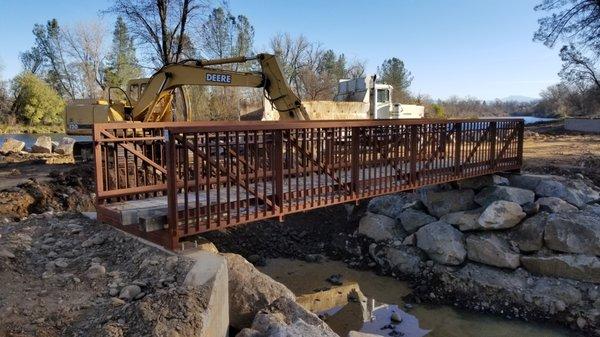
xmin=93 ymin=118 xmax=524 ymax=134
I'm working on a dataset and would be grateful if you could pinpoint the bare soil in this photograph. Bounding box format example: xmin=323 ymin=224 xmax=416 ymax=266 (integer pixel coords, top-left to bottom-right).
xmin=0 ymin=212 xmax=205 ymax=337
xmin=523 ymin=121 xmax=600 ymax=186
xmin=0 ymin=154 xmax=94 ymax=220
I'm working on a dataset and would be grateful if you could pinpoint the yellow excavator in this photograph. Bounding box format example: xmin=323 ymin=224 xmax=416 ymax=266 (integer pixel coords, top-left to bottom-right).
xmin=65 ymin=53 xmax=308 ymax=135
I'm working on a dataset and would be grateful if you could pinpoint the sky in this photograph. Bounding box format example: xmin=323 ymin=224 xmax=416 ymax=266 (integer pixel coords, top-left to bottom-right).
xmin=0 ymin=0 xmax=563 ymax=100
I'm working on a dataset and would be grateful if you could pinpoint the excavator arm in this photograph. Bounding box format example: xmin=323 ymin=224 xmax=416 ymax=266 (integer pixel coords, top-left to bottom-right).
xmin=130 ymin=53 xmax=309 ymax=122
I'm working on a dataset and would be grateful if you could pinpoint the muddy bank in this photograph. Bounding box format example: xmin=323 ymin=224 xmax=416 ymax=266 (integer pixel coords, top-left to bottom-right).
xmin=203 ymin=203 xmax=362 ymax=262
xmin=0 ymin=153 xmax=94 ymax=220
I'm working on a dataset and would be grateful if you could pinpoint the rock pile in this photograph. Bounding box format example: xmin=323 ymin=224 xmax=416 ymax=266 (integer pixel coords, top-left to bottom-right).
xmin=0 ymin=136 xmax=75 ymax=155
xmin=354 ymin=173 xmax=600 ymax=335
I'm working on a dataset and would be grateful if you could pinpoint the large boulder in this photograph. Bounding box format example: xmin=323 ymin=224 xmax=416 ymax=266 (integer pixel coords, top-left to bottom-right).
xmin=367 ymin=193 xmax=417 ymax=219
xmin=465 ymin=233 xmax=520 ymax=269
xmin=457 ymin=174 xmax=508 ymax=190
xmin=535 ymin=178 xmax=600 ymax=208
xmin=521 ymin=254 xmax=600 ymax=283
xmin=381 ymin=245 xmax=426 ymax=275
xmin=510 ymin=212 xmax=548 ymax=252
xmin=55 ymin=137 xmax=75 ymax=155
xmin=508 ymin=174 xmax=550 ymax=191
xmin=477 ymin=201 xmax=525 ymax=230
xmin=419 ymin=188 xmax=475 ymax=218
xmin=584 ymin=204 xmax=600 ymax=216
xmin=474 ymin=186 xmax=535 ymax=207
xmin=31 ymin=136 xmax=53 ymax=153
xmin=440 ymin=208 xmax=484 ymax=231
xmin=416 ymin=221 xmax=466 ymax=265
xmin=544 ymin=211 xmax=600 ymax=255
xmin=358 ymin=212 xmax=405 ymax=242
xmin=453 ymin=263 xmax=528 ymax=291
xmin=1 ymin=138 xmax=25 ymax=153
xmin=223 ymin=253 xmax=296 ymax=329
xmin=236 ymin=297 xmax=339 ymax=337
xmin=536 ymin=197 xmax=578 ymax=213
xmin=398 ymin=208 xmax=437 ymax=233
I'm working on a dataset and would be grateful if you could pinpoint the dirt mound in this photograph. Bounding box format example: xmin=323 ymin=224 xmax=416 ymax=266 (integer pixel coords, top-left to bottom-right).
xmin=0 ymin=212 xmax=207 ymax=337
xmin=0 ymin=163 xmax=95 ymax=220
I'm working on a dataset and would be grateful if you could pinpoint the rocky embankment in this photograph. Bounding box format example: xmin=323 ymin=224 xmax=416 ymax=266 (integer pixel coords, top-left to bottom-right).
xmin=340 ymin=173 xmax=600 ymax=335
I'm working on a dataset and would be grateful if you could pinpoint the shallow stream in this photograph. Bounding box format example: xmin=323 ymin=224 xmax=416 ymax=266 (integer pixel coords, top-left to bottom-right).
xmin=259 ymin=258 xmax=576 ymax=337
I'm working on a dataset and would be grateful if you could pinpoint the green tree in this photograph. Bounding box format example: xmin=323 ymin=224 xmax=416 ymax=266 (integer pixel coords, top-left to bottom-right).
xmin=431 ymin=103 xmax=446 ymax=118
xmin=104 ymin=16 xmax=142 ymax=90
xmin=11 ymin=72 xmax=65 ymax=125
xmin=378 ymin=57 xmax=413 ymax=103
xmin=320 ymin=50 xmax=347 ymax=80
xmin=30 ymin=19 xmax=78 ymax=98
xmin=200 ymin=6 xmax=255 ymax=61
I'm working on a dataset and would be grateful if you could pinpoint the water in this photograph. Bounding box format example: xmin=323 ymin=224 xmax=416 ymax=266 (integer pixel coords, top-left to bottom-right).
xmin=521 ymin=116 xmax=556 ymax=124
xmin=0 ymin=133 xmax=91 ymax=149
xmin=481 ymin=116 xmax=557 ymax=125
xmin=259 ymin=258 xmax=576 ymax=337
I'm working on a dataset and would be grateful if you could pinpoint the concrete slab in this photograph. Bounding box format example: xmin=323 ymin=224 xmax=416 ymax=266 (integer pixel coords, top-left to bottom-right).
xmin=184 ymin=251 xmax=229 ymax=337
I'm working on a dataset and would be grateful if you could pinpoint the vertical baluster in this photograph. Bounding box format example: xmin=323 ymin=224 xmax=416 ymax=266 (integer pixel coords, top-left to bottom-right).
xmin=244 ymin=131 xmax=250 ymax=220
xmin=235 ymin=131 xmax=241 ymax=222
xmin=205 ymin=132 xmax=211 ymax=229
xmin=183 ymin=134 xmax=189 ymax=234
xmin=226 ymin=131 xmax=232 ymax=224
xmin=254 ymin=131 xmax=259 ymax=218
xmin=194 ymin=134 xmax=200 ymax=232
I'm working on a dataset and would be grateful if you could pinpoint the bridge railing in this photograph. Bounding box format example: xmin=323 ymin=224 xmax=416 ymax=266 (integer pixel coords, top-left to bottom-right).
xmin=158 ymin=118 xmax=523 ymax=249
xmin=93 ymin=122 xmax=172 ymax=204
xmin=93 ymin=119 xmax=523 ymax=249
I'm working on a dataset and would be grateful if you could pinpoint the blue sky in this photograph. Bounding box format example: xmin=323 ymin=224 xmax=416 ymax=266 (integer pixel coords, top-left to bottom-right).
xmin=0 ymin=0 xmax=562 ymax=100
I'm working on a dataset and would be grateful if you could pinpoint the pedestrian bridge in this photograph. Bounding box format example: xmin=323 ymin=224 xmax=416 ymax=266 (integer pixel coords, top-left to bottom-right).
xmin=93 ymin=118 xmax=524 ymax=250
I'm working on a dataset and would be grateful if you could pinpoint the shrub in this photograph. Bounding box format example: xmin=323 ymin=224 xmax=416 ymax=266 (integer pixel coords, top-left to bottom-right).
xmin=11 ymin=72 xmax=65 ymax=125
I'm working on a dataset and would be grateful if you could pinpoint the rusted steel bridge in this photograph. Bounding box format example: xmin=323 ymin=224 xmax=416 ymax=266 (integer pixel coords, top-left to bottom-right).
xmin=93 ymin=118 xmax=524 ymax=250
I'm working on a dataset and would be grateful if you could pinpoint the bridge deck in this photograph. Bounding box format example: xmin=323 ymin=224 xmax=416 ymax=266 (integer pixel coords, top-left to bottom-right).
xmin=94 ymin=119 xmax=523 ymax=250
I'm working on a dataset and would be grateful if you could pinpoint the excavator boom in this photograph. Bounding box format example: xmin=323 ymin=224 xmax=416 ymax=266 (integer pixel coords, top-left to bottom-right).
xmin=64 ymin=53 xmax=309 ymax=135
xmin=132 ymin=53 xmax=308 ymax=122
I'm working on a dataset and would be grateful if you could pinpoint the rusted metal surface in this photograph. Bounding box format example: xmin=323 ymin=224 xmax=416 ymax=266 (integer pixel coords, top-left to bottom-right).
xmin=94 ymin=119 xmax=524 ymax=250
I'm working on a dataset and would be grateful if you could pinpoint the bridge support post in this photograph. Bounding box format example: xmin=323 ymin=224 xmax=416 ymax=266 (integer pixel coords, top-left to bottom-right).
xmin=351 ymin=127 xmax=360 ymax=199
xmin=409 ymin=125 xmax=418 ymax=186
xmin=166 ymin=131 xmax=180 ymax=250
xmin=454 ymin=123 xmax=462 ymax=176
xmin=273 ymin=130 xmax=284 ymax=215
xmin=517 ymin=120 xmax=525 ymax=168
xmin=489 ymin=121 xmax=497 ymax=170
